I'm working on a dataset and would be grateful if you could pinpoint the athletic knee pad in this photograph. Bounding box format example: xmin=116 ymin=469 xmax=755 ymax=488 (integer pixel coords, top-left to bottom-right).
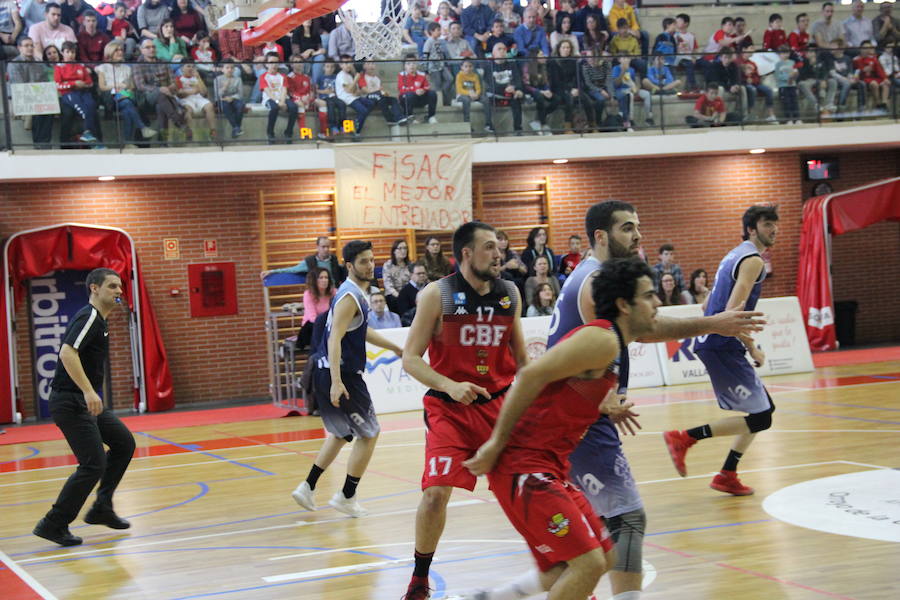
xmin=342 ymin=434 xmax=354 ymax=443
xmin=606 ymin=508 xmax=646 ymax=573
xmin=745 ymin=408 xmax=773 ymax=433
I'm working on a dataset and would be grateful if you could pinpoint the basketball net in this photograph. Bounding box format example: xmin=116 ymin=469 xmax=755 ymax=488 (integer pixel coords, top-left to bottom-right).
xmin=338 ymin=1 xmax=410 ymax=61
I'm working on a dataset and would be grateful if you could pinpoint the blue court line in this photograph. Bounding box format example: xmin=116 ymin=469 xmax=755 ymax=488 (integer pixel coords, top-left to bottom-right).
xmin=867 ymin=375 xmax=900 ymax=380
xmin=134 ymin=431 xmax=275 ymax=476
xmin=24 ymin=545 xmax=333 ymax=566
xmin=11 ymin=487 xmax=420 ymax=558
xmin=647 ymin=519 xmax=771 ymax=537
xmin=0 ymin=446 xmax=40 ymax=465
xmin=780 ymin=409 xmax=900 ymax=426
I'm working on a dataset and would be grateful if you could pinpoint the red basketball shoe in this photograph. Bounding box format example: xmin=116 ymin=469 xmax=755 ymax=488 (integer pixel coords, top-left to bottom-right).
xmin=662 ymin=430 xmax=696 ymax=477
xmin=710 ymin=470 xmax=755 ymax=496
xmin=403 ymin=576 xmax=432 ymax=600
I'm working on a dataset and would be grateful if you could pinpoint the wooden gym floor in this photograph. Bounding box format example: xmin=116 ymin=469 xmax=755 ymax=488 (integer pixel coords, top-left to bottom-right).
xmin=1 ymin=359 xmax=899 ymax=600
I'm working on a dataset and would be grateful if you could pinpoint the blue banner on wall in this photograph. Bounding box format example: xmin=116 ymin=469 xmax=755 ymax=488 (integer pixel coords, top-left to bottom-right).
xmin=29 ymin=270 xmax=90 ymax=418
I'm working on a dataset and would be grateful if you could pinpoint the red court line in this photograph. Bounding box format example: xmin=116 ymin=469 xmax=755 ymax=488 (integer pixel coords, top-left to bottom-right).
xmin=813 ymin=345 xmax=900 ymax=368
xmin=0 ymin=551 xmax=54 ymax=600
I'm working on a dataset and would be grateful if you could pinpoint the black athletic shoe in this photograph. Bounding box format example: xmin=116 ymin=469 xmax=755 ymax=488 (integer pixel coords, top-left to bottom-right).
xmin=84 ymin=508 xmax=131 ymax=530
xmin=33 ymin=518 xmax=83 ymax=546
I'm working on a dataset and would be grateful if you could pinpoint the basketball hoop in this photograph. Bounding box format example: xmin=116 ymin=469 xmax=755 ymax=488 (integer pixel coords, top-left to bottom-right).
xmin=338 ymin=1 xmax=410 ymax=61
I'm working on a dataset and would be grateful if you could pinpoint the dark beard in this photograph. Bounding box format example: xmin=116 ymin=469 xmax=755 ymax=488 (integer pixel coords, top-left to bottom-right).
xmin=472 ymin=264 xmax=498 ymax=282
xmin=609 ymin=237 xmax=634 ymax=259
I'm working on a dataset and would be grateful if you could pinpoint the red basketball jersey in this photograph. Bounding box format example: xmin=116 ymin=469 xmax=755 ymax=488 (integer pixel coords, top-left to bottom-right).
xmin=427 ymin=272 xmax=519 ymax=398
xmin=494 ymin=319 xmax=623 ymax=477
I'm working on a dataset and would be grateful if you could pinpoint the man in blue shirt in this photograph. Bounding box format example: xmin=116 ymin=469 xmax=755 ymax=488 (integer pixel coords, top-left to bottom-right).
xmin=514 ymin=9 xmax=550 ymax=56
xmin=461 ymin=0 xmax=494 ymax=54
xmin=368 ymin=291 xmax=401 ymax=329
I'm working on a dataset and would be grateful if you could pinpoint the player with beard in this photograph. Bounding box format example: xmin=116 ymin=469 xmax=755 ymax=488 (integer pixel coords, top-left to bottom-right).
xmin=401 ymin=222 xmax=528 ymax=600
xmin=664 ymin=205 xmax=779 ymax=496
xmin=465 ymin=200 xmax=764 ymax=600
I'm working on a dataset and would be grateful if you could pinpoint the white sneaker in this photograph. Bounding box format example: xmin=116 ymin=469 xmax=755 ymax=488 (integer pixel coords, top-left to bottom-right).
xmin=529 ymin=120 xmax=542 ymax=132
xmin=444 ymin=592 xmax=488 ymax=600
xmin=141 ymin=126 xmax=157 ymax=138
xmin=428 ymin=116 xmax=439 ymax=124
xmin=291 ymin=481 xmax=316 ymax=511
xmin=765 ymin=114 xmax=778 ymax=122
xmin=328 ymin=491 xmax=368 ymax=518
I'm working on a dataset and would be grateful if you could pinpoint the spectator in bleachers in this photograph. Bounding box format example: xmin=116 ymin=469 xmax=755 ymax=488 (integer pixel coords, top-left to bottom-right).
xmin=399 ymin=57 xmax=439 ymax=123
xmin=515 ymin=8 xmax=550 ymax=56
xmin=559 ymin=234 xmax=583 ymax=276
xmin=291 ymin=19 xmax=324 ymax=64
xmin=524 ymin=255 xmax=560 ymax=306
xmin=217 ymin=28 xmax=257 ymax=65
xmin=260 ymin=52 xmax=298 ymax=144
xmin=446 ymin=21 xmax=474 ymax=61
xmin=404 ymin=2 xmax=428 ymax=55
xmin=674 ymin=13 xmax=698 ymax=91
xmin=581 ymin=14 xmax=607 ymax=55
xmin=855 ymin=40 xmax=890 ymax=110
xmin=215 ymin=59 xmax=246 ymax=138
xmin=171 ymin=0 xmax=205 ymax=47
xmin=191 ymin=33 xmax=216 ymax=88
xmin=96 ymin=40 xmax=157 ymax=144
xmin=682 ymin=268 xmax=709 ymax=305
xmin=554 ymin=0 xmax=575 ymax=32
xmin=574 ymin=0 xmax=605 ymax=35
xmin=259 ymin=39 xmax=285 ymax=62
xmin=287 ymin=56 xmax=321 ymax=135
xmin=298 ymin=267 xmax=335 ymax=349
xmin=706 ymin=47 xmax=742 ymax=112
xmin=520 ymin=226 xmax=555 ymax=276
xmin=20 ymin=0 xmax=46 ymax=32
xmin=844 ymin=0 xmax=875 ymax=52
xmin=737 ymin=48 xmax=777 ymax=122
xmin=607 ymin=0 xmax=648 ymax=56
xmin=422 ymin=236 xmax=453 ymax=282
xmin=654 ymin=17 xmax=677 ymax=65
xmin=612 ymin=52 xmax=652 ymax=129
xmin=549 ymin=39 xmax=582 ymax=133
xmin=826 ymin=39 xmax=864 ymax=110
xmin=524 ymin=48 xmax=559 ymax=134
xmin=551 ymin=14 xmax=579 ymax=56
xmin=133 ymin=38 xmax=190 ymax=138
xmin=790 ymin=13 xmax=811 ymax=54
xmin=382 ymin=239 xmax=411 ymax=314
xmin=873 ymin=2 xmax=899 ymax=49
xmin=263 ymin=236 xmax=347 ymax=283
xmin=75 ymin=11 xmax=109 ymax=64
xmin=435 ymin=2 xmax=456 ymax=39
xmin=398 ymin=261 xmax=428 ymax=317
xmin=0 ymin=0 xmax=23 ymax=59
xmin=326 ymin=18 xmax=354 ymax=61
xmin=455 ymin=58 xmax=491 ymax=129
xmin=774 ymin=45 xmax=801 ymax=123
xmin=8 ymin=37 xmax=54 ymax=147
xmin=61 ymin=0 xmax=104 ymax=33
xmin=137 ymin=0 xmax=169 ymax=41
xmin=315 ymin=60 xmax=346 ymax=138
xmin=698 ymin=17 xmax=749 ymax=81
xmin=644 ymin=52 xmax=682 ymax=95
xmin=486 ymin=41 xmax=524 ymax=133
xmin=358 ymin=60 xmax=407 ymax=126
xmin=763 ymin=13 xmax=787 ymax=52
xmin=734 ymin=17 xmax=754 ymax=54
xmin=368 ymin=291 xmax=402 ymax=330
xmin=175 ymin=60 xmax=216 ymax=138
xmin=656 ymin=272 xmax=683 ymax=306
xmin=610 ymin=18 xmax=645 ymax=77
xmin=580 ymin=48 xmax=611 ymax=130
xmin=797 ymin=44 xmax=836 ymax=113
xmin=494 ymin=0 xmax=521 ymax=35
xmin=462 ymin=0 xmax=493 ymax=55
xmin=812 ymin=2 xmax=844 ymax=50
xmin=686 ymin=82 xmax=729 ymax=127
xmin=109 ymin=2 xmax=138 ymax=59
xmin=154 ymin=19 xmax=186 ymax=62
xmin=496 ymin=229 xmax=527 ymax=289
xmin=29 ymin=3 xmax=76 ymax=56
xmin=423 ymin=21 xmax=454 ymax=107
xmin=526 ymin=282 xmax=556 ymax=317
xmin=486 ymin=18 xmax=516 ymax=57
xmin=42 ymin=40 xmax=60 ymax=66
xmin=55 ymin=40 xmax=103 ymax=147
xmin=652 ymin=243 xmax=684 ymax=288
xmin=335 ymin=55 xmax=371 ymax=138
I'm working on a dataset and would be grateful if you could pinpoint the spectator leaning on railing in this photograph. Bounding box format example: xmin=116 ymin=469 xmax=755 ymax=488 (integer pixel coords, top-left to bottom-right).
xmin=8 ymin=36 xmax=54 ymax=147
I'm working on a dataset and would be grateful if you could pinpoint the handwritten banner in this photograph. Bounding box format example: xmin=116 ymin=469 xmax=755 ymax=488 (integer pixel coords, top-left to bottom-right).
xmin=11 ymin=82 xmax=61 ymax=116
xmin=334 ymin=142 xmax=473 ymax=231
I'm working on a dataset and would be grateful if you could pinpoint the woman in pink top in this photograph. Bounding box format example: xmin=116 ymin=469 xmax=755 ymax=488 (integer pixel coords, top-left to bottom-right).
xmin=298 ymin=268 xmax=335 ymax=349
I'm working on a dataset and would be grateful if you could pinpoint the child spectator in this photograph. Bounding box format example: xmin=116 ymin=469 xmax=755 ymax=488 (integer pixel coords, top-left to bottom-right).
xmin=674 ymin=13 xmax=698 ymax=90
xmin=215 ymin=59 xmax=246 ymax=138
xmin=613 ymin=52 xmax=652 ymax=129
xmin=260 ymin=52 xmax=298 ymax=143
xmin=733 ymin=17 xmax=754 ymax=53
xmin=826 ymin=39 xmax=864 ymax=111
xmin=607 ymin=0 xmax=648 ymax=56
xmin=797 ymin=44 xmax=836 ymax=114
xmin=524 ymin=49 xmax=560 ymax=134
xmin=109 ymin=2 xmax=137 ymax=59
xmin=315 ymin=60 xmax=346 ymax=138
xmin=422 ymin=21 xmax=454 ymax=106
xmin=435 ymin=1 xmax=456 ymax=39
xmin=76 ymin=11 xmax=110 ymax=64
xmin=738 ymin=48 xmax=777 ymax=122
xmin=654 ymin=17 xmax=677 ymax=65
xmin=526 ymin=282 xmax=557 ymax=317
xmin=153 ymin=19 xmax=186 ymax=63
xmin=175 ymin=61 xmax=217 ymax=138
xmin=763 ymin=13 xmax=787 ymax=51
xmin=644 ymin=52 xmax=682 ymax=95
xmin=170 ymin=0 xmax=204 ymax=47
xmin=494 ymin=0 xmax=521 ymax=35
xmin=551 ymin=14 xmax=580 ymax=56
xmin=581 ymin=48 xmax=611 ymax=130
xmin=774 ymin=44 xmax=800 ymax=123
xmin=699 ymin=17 xmax=750 ymax=79
xmin=559 ymin=235 xmax=583 ymax=276
xmin=191 ymin=32 xmax=217 ymax=84
xmin=358 ymin=60 xmax=407 ymax=126
xmin=260 ymin=39 xmax=284 ymax=62
xmin=55 ymin=40 xmax=103 ymax=146
xmin=485 ymin=42 xmax=525 ymax=133
xmin=335 ymin=55 xmax=371 ymax=138
xmin=455 ymin=58 xmax=491 ymax=129
xmin=854 ymin=40 xmax=890 ymax=110
xmin=611 ymin=17 xmax=646 ymax=78
xmin=789 ymin=13 xmax=811 ymax=53
xmin=486 ymin=18 xmax=516 ymax=56
xmin=879 ymin=41 xmax=899 ymax=94
xmin=287 ymin=56 xmax=324 ymax=137
xmin=398 ymin=57 xmax=438 ymax=123
xmin=686 ymin=82 xmax=729 ymax=127
xmin=404 ymin=2 xmax=428 ymax=55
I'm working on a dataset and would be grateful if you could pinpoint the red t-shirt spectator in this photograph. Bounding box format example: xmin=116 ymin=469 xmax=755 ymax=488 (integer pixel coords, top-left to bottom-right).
xmin=560 ymin=253 xmax=582 ymax=275
xmin=739 ymin=58 xmax=761 ymax=85
xmin=110 ymin=17 xmax=131 ymax=38
xmin=287 ymin=71 xmax=314 ymax=103
xmin=54 ymin=63 xmax=93 ymax=95
xmin=694 ymin=93 xmax=726 ymax=117
xmin=173 ymin=12 xmax=205 ymax=42
xmin=854 ymin=55 xmax=887 ymax=83
xmin=260 ymin=41 xmax=285 ymax=61
xmin=762 ymin=28 xmax=787 ymax=51
xmin=191 ymin=46 xmax=217 ymax=63
xmin=397 ymin=71 xmax=430 ymax=94
xmin=703 ymin=29 xmax=733 ymax=60
xmin=788 ymin=29 xmax=809 ymax=52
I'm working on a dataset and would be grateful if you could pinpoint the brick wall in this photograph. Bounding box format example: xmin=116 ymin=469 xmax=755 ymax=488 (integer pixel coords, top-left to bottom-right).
xmin=2 ymin=148 xmax=897 ymax=417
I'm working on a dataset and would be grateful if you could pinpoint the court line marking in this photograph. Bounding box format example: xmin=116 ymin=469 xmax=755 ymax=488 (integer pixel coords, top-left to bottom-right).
xmin=294 ymin=499 xmax=484 ymax=528
xmin=262 ymin=558 xmax=409 ymax=583
xmin=268 ymin=538 xmax=524 ymax=562
xmin=0 ymin=549 xmax=58 ymax=600
xmin=134 ymin=432 xmax=275 ymax=476
xmin=0 ymin=446 xmax=40 ymax=465
xmin=636 ymin=460 xmax=863 ymax=485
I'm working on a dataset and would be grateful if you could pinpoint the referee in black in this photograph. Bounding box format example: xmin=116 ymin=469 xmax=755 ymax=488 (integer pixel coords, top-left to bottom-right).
xmin=33 ymin=268 xmax=137 ymax=546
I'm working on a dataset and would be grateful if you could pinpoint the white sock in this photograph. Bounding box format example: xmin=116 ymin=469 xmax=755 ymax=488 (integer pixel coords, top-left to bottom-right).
xmin=488 ymin=569 xmax=543 ymax=600
xmin=611 ymin=591 xmax=641 ymax=600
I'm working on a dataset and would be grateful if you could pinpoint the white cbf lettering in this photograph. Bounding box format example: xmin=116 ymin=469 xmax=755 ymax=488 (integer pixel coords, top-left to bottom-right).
xmin=459 ymin=324 xmax=507 ymax=346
